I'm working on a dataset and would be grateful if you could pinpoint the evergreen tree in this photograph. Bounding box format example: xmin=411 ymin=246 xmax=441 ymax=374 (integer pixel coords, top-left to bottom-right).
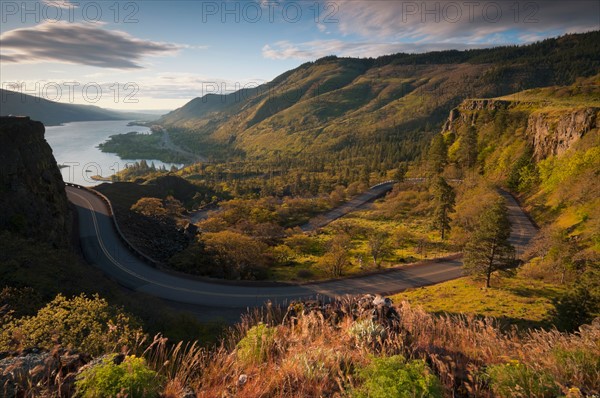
xmin=463 ymin=198 xmax=515 ymax=288
xmin=431 ymin=177 xmax=455 ymax=240
xmin=427 ymin=135 xmax=447 ymax=175
xmin=458 ymin=125 xmax=478 ymax=169
xmin=394 ymin=162 xmax=408 ymax=182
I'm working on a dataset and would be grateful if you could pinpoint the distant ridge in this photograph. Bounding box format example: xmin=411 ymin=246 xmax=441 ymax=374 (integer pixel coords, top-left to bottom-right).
xmin=0 ymin=89 xmax=152 ymax=126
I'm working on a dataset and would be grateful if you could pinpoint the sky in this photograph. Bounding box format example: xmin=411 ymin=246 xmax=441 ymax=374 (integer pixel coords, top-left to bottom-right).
xmin=1 ymin=0 xmax=598 ymax=111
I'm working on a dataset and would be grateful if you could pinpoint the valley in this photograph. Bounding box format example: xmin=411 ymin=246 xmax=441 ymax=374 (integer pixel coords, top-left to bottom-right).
xmin=1 ymin=26 xmax=599 ymax=397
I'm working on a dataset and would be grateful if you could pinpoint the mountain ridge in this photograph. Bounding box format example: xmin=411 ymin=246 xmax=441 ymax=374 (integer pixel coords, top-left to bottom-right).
xmin=159 ymin=31 xmax=600 ymax=162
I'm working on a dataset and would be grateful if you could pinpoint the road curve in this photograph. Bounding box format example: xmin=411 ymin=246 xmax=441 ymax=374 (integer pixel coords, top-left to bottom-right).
xmin=66 ymin=184 xmax=536 ymax=308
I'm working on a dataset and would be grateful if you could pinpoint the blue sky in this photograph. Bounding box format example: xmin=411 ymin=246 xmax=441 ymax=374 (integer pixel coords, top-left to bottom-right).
xmin=1 ymin=0 xmax=598 ymax=110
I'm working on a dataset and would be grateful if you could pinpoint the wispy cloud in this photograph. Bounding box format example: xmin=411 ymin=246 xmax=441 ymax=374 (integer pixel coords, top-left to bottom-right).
xmin=333 ymin=0 xmax=599 ymax=44
xmin=0 ymin=22 xmax=182 ymax=69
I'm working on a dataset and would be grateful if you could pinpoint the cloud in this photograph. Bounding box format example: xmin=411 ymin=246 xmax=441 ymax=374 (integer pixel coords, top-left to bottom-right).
xmin=263 ymin=1 xmax=599 ymax=60
xmin=41 ymin=0 xmax=78 ymax=8
xmin=262 ymin=39 xmax=491 ymax=60
xmin=0 ymin=22 xmax=182 ymax=69
xmin=333 ymin=0 xmax=599 ymax=45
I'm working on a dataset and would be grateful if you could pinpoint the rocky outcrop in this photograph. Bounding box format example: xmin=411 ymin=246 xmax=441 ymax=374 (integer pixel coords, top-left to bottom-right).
xmin=442 ymin=99 xmax=599 ymax=161
xmin=0 ymin=349 xmax=88 ymax=398
xmin=442 ymin=99 xmax=514 ymax=133
xmin=0 ymin=116 xmax=71 ymax=247
xmin=527 ymin=107 xmax=599 ymax=160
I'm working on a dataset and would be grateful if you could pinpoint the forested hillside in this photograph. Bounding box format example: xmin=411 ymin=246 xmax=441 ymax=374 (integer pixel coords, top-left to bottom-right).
xmin=427 ymin=75 xmax=599 ymax=330
xmin=160 ymin=31 xmax=600 ymax=169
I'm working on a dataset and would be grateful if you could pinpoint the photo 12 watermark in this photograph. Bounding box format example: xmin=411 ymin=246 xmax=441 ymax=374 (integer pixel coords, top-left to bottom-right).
xmin=1 ymin=1 xmax=139 ymax=24
xmin=197 ymin=1 xmax=339 ymax=23
xmin=2 ymin=81 xmax=140 ymax=104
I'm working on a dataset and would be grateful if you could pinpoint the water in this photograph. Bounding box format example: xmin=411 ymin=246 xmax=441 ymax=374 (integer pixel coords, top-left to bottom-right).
xmin=45 ymin=120 xmax=182 ymax=186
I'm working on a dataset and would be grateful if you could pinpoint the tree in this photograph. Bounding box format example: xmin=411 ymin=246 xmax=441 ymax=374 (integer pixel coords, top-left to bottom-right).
xmin=394 ymin=162 xmax=408 ymax=182
xmin=463 ymin=198 xmax=515 ymax=288
xmin=130 ymin=197 xmax=167 ymax=218
xmin=457 ymin=125 xmax=478 ymax=169
xmin=367 ymin=231 xmax=391 ymax=269
xmin=427 ymin=134 xmax=447 ymax=175
xmin=201 ymin=231 xmax=269 ymax=279
xmin=321 ymin=233 xmax=351 ymax=277
xmin=431 ymin=176 xmax=455 ymax=240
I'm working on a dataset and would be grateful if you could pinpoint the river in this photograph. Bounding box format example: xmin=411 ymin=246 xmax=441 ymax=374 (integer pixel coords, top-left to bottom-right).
xmin=45 ymin=120 xmax=182 ymax=186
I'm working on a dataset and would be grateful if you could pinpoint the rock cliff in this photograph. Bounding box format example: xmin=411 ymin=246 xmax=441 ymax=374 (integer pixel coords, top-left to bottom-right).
xmin=0 ymin=116 xmax=71 ymax=247
xmin=442 ymin=99 xmax=599 ymax=161
xmin=526 ymin=107 xmax=599 ymax=160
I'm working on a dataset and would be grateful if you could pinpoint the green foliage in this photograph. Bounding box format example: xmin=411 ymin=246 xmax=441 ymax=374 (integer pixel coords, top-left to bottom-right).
xmin=351 ymin=355 xmax=443 ymax=398
xmin=486 ymin=360 xmax=559 ymax=398
xmin=201 ymin=230 xmax=270 ymax=280
xmin=75 ymin=354 xmax=161 ymax=398
xmin=552 ymin=286 xmax=599 ymax=332
xmin=507 ymin=150 xmax=538 ymax=193
xmin=0 ymin=294 xmax=142 ymax=356
xmin=463 ymin=198 xmax=515 ymax=288
xmin=98 ymin=130 xmax=188 ymax=163
xmin=236 ymin=323 xmax=276 ymax=366
xmin=320 ymin=233 xmax=352 ymax=277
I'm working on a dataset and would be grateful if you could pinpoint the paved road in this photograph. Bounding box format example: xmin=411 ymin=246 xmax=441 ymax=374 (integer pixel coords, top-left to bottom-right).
xmin=66 ymin=184 xmax=536 ymax=309
xmin=159 ymin=129 xmax=205 ymax=163
xmin=499 ymin=190 xmax=538 ymax=258
xmin=301 ymin=181 xmax=397 ymax=231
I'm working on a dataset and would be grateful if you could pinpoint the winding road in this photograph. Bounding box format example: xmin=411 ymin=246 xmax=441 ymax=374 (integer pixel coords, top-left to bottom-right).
xmin=66 ymin=183 xmax=536 ymax=309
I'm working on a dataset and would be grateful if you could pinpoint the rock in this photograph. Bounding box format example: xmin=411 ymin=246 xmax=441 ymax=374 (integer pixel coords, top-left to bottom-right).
xmin=0 ymin=116 xmax=71 ymax=248
xmin=237 ymin=373 xmax=248 ymax=387
xmin=0 ymin=349 xmax=88 ymax=398
xmin=527 ymin=107 xmax=599 ymax=160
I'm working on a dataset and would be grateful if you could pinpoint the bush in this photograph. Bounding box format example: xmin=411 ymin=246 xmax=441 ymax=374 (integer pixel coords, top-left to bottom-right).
xmin=351 ymin=355 xmax=443 ymax=398
xmin=486 ymin=360 xmax=559 ymax=398
xmin=552 ymin=287 xmax=599 ymax=332
xmin=349 ymin=319 xmax=387 ymax=347
xmin=236 ymin=323 xmax=276 ymax=366
xmin=75 ymin=354 xmax=161 ymax=398
xmin=0 ymin=294 xmax=142 ymax=356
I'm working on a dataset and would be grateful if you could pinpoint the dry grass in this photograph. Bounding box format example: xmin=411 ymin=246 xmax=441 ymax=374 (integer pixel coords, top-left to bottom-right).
xmin=137 ymin=298 xmax=599 ymax=397
xmin=6 ymin=297 xmax=598 ymax=397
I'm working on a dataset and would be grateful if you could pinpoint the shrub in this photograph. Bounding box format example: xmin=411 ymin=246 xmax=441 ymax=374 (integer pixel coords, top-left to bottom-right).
xmin=351 ymin=355 xmax=443 ymax=398
xmin=486 ymin=360 xmax=559 ymax=398
xmin=0 ymin=294 xmax=142 ymax=356
xmin=349 ymin=319 xmax=387 ymax=347
xmin=552 ymin=347 xmax=600 ymax=391
xmin=552 ymin=287 xmax=599 ymax=332
xmin=235 ymin=323 xmax=276 ymax=366
xmin=75 ymin=354 xmax=161 ymax=398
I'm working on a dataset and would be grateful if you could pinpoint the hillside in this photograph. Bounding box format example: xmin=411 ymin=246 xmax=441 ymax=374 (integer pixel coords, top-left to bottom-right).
xmin=416 ymin=76 xmax=599 ymax=331
xmin=441 ymin=75 xmax=599 ymax=251
xmin=160 ymin=31 xmax=600 ymax=163
xmin=0 ymin=89 xmax=130 ymax=126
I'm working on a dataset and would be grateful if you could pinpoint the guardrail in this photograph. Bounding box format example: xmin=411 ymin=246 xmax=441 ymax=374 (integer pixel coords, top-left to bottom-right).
xmin=65 ymin=183 xmax=162 ymax=268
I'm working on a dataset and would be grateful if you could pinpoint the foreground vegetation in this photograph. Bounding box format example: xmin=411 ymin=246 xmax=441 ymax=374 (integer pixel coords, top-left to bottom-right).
xmin=2 ymin=294 xmax=598 ymax=397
